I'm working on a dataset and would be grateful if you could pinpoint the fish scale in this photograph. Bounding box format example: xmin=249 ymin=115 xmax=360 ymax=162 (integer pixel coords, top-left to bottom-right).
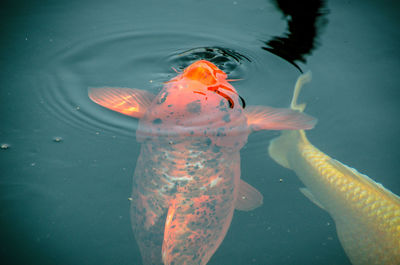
xmin=269 ymin=72 xmax=400 ymax=265
xmin=271 ymin=129 xmax=400 ymax=265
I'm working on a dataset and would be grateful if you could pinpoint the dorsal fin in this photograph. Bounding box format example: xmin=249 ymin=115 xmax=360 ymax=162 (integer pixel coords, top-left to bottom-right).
xmin=329 ymin=159 xmax=400 ymax=203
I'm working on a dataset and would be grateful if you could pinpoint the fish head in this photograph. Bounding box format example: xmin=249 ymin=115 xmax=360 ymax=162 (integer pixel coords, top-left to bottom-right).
xmin=137 ymin=60 xmax=248 ymax=148
xmin=180 ymin=59 xmax=228 ymax=87
xmin=163 ymin=60 xmax=242 ymax=109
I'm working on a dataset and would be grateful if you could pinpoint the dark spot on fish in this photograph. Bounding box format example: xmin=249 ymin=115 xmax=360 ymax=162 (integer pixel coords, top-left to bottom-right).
xmin=218 ymin=101 xmax=228 ymax=112
xmin=191 ymin=141 xmax=205 ymax=147
xmin=205 ymin=138 xmax=212 ymax=146
xmin=190 ymin=131 xmax=194 ymax=135
xmin=222 ymin=113 xmax=230 ymax=123
xmin=216 ymin=127 xmax=225 ymax=137
xmin=212 ymin=145 xmax=220 ymax=153
xmin=168 ymin=104 xmax=173 ymax=107
xmin=153 ymin=118 xmax=162 ymax=124
xmin=186 ymin=100 xmax=202 ymax=113
xmin=158 ymin=92 xmax=168 ymax=104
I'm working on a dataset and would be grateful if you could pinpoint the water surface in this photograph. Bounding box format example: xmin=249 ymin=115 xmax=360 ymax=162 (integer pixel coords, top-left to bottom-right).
xmin=1 ymin=0 xmax=399 ymax=264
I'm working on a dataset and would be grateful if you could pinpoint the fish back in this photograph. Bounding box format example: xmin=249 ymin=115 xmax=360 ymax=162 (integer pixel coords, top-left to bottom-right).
xmin=269 ymin=130 xmax=400 ymax=265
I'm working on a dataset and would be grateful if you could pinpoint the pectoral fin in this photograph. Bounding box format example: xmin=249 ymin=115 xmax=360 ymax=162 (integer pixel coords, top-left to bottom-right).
xmin=88 ymin=87 xmax=155 ymax=118
xmin=245 ymin=106 xmax=317 ymax=131
xmin=235 ymin=179 xmax=263 ymax=211
xmin=299 ymin=187 xmax=326 ymax=210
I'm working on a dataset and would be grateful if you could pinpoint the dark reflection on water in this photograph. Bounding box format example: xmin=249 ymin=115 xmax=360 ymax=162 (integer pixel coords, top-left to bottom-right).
xmin=262 ymin=0 xmax=329 ymax=72
xmin=1 ymin=0 xmax=400 ymax=264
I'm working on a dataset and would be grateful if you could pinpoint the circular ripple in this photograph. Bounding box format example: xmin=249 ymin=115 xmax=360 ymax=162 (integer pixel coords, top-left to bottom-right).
xmin=167 ymin=46 xmax=251 ymax=79
xmin=40 ymin=29 xmax=258 ymax=138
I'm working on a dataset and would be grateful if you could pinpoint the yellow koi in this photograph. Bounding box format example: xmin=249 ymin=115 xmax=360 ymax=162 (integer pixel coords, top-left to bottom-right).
xmin=268 ymin=72 xmax=400 ymax=265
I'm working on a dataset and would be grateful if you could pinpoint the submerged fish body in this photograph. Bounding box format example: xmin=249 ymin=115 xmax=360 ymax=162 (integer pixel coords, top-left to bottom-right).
xmin=89 ymin=60 xmax=316 ymax=264
xmin=132 ymin=135 xmax=241 ymax=264
xmin=269 ymin=72 xmax=400 ymax=265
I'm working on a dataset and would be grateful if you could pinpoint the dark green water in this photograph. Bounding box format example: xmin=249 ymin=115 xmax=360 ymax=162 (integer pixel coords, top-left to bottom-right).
xmin=1 ymin=0 xmax=399 ymax=264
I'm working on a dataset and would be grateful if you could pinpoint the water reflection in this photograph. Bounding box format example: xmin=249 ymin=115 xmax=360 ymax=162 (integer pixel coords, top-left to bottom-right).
xmin=262 ymin=0 xmax=329 ymax=72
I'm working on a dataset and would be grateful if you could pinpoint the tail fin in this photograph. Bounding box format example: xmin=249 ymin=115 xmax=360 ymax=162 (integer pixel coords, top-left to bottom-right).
xmin=268 ymin=71 xmax=313 ymax=169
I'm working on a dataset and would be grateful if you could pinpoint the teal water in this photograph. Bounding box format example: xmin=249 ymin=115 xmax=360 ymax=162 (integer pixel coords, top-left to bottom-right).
xmin=1 ymin=0 xmax=399 ymax=264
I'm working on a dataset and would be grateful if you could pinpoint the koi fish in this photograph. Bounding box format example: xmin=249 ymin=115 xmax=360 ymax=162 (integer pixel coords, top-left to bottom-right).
xmin=89 ymin=60 xmax=316 ymax=265
xmin=268 ymin=72 xmax=400 ymax=265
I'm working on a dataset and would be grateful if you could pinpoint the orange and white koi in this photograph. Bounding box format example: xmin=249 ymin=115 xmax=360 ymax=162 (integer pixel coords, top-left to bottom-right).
xmin=268 ymin=72 xmax=400 ymax=265
xmin=89 ymin=60 xmax=316 ymax=265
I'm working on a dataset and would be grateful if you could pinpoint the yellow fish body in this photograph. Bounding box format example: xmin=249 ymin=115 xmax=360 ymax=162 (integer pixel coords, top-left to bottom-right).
xmin=268 ymin=73 xmax=400 ymax=265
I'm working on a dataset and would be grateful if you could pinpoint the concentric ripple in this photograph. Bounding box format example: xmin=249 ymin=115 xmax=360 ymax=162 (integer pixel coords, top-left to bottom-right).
xmin=40 ymin=30 xmax=258 ymax=138
xmin=167 ymin=46 xmax=251 ymax=79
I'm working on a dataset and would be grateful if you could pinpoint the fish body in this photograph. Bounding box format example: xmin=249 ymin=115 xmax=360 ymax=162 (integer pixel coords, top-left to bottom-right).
xmin=269 ymin=72 xmax=400 ymax=265
xmin=89 ymin=60 xmax=316 ymax=264
xmin=133 ymin=61 xmax=250 ymax=265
